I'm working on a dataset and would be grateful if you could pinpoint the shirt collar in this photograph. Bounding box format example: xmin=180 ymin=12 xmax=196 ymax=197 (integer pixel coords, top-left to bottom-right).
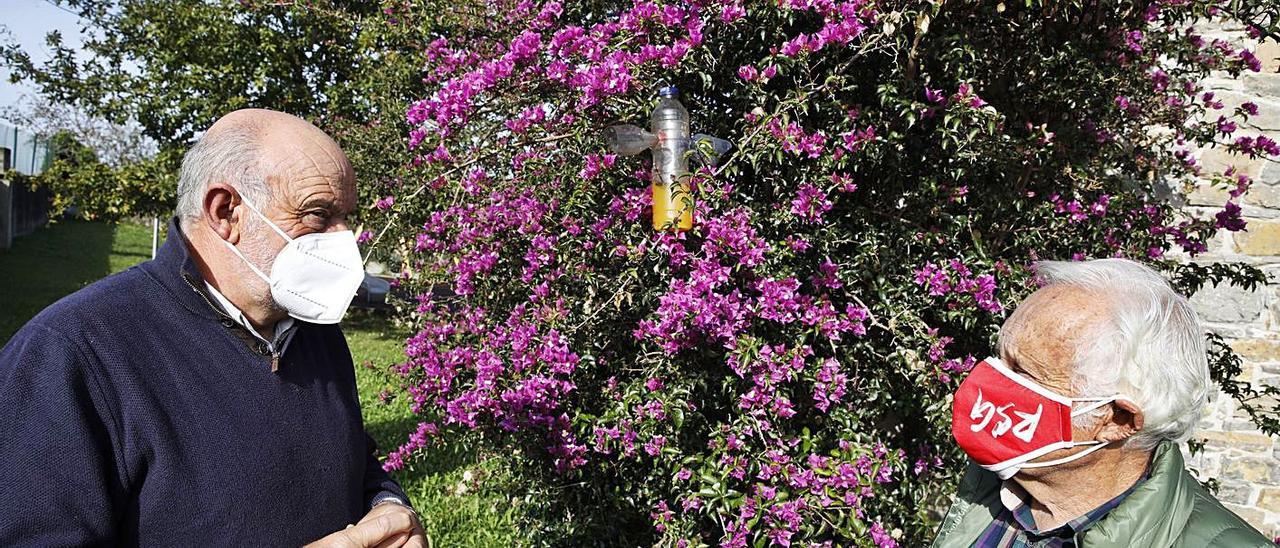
xmin=203 ymin=281 xmax=297 ymax=355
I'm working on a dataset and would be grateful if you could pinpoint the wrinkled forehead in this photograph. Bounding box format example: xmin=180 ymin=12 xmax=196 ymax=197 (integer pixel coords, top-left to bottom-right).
xmin=1000 ymin=285 xmax=1112 ymax=379
xmin=259 ymin=123 xmax=357 ymax=211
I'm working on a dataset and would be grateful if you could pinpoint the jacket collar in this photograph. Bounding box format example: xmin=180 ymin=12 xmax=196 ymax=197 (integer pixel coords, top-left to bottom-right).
xmin=142 ymin=217 xmax=306 ymax=368
xmin=1080 ymin=441 xmax=1194 ymax=547
xmin=933 ymin=442 xmax=1193 ymax=548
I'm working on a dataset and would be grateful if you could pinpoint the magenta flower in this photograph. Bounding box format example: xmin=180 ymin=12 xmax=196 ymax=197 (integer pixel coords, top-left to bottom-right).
xmin=924 ymin=87 xmax=946 ymax=104
xmin=1215 ymin=201 xmax=1246 ymax=232
xmin=870 ymin=522 xmax=899 ymax=547
xmin=720 ymin=4 xmax=746 ymax=23
xmin=1239 ymin=49 xmax=1262 ymax=72
xmin=579 ymin=153 xmax=617 ymax=180
xmin=914 ymin=260 xmax=1003 ymax=313
xmin=1124 ymin=30 xmax=1144 ymax=53
xmin=790 ymin=183 xmax=833 ymax=223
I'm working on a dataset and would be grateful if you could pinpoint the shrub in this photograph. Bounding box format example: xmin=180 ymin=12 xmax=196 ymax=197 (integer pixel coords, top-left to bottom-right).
xmin=366 ymin=1 xmax=1279 ymax=545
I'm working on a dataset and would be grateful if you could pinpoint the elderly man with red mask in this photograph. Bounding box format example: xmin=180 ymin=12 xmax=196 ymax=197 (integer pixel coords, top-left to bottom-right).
xmin=933 ymin=259 xmax=1270 ymax=547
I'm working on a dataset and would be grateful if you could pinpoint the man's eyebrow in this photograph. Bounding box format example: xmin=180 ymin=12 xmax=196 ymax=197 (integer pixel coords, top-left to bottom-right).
xmin=298 ymin=197 xmax=335 ymax=211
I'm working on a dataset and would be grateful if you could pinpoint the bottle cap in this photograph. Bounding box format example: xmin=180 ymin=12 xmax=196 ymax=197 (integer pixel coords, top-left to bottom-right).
xmin=658 ymin=85 xmax=679 ymax=97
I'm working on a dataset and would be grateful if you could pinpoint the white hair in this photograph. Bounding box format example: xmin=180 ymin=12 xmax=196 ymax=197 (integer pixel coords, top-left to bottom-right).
xmin=1000 ymin=258 xmax=1210 ymax=450
xmin=174 ymin=120 xmax=283 ymax=313
xmin=175 ymin=122 xmax=268 ymax=229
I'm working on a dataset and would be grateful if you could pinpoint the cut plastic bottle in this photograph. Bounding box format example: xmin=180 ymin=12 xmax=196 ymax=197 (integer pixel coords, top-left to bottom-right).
xmin=604 ymin=124 xmax=658 ymax=156
xmin=650 ymin=86 xmax=693 ymax=232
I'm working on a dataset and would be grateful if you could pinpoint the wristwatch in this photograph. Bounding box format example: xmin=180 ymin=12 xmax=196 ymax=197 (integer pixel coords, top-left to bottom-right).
xmin=371 ymin=495 xmax=419 ymax=522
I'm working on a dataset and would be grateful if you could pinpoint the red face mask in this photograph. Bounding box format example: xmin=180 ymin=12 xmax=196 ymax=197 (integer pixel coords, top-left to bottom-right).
xmin=952 ymin=358 xmax=1122 ymax=479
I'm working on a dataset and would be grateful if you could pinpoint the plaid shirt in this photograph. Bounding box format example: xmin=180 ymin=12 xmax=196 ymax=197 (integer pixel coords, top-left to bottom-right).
xmin=972 ymin=473 xmax=1148 ymax=548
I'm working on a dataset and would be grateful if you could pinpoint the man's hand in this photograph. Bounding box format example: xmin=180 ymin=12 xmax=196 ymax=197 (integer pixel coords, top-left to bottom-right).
xmin=305 ymin=502 xmax=425 ymax=548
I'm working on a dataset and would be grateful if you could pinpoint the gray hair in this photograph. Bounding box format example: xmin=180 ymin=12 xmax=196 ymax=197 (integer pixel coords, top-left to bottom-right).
xmin=1000 ymin=258 xmax=1210 ymax=450
xmin=175 ymin=122 xmax=268 ymax=229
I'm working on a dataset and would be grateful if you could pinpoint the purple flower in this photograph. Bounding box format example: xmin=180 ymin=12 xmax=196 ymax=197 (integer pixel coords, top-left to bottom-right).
xmin=780 ymin=34 xmax=810 ymax=57
xmin=1149 ymin=68 xmax=1169 ymax=91
xmin=812 ymin=358 xmax=848 ymax=412
xmin=1239 ymin=49 xmax=1262 ymax=72
xmin=720 ymin=4 xmax=746 ymax=23
xmin=1090 ymin=195 xmax=1110 ymax=217
xmin=869 ymin=522 xmax=898 ymax=548
xmin=375 ymin=196 xmax=395 ymax=210
xmin=1215 ymin=201 xmax=1247 ymax=232
xmin=1217 ymin=117 xmax=1238 ymax=134
xmin=755 ymin=277 xmax=804 ymax=324
xmin=643 ymin=435 xmax=666 ymax=456
xmin=579 ymin=153 xmax=616 ymax=180
xmin=831 ymin=172 xmax=858 ymax=193
xmin=914 ymin=260 xmax=1002 ymax=313
xmin=1124 ymin=30 xmax=1144 ymax=53
xmin=811 ymin=257 xmax=843 ymax=289
xmin=924 ymin=87 xmax=946 ymax=104
xmin=790 ymin=183 xmax=833 ymax=223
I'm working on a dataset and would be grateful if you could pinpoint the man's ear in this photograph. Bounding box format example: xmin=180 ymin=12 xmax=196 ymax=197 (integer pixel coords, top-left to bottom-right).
xmin=203 ymin=183 xmax=239 ymax=243
xmin=1096 ymin=399 xmax=1144 ymax=443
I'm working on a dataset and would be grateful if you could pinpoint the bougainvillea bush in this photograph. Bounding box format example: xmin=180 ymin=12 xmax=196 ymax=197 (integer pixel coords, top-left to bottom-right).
xmin=364 ymin=1 xmax=1279 ymax=545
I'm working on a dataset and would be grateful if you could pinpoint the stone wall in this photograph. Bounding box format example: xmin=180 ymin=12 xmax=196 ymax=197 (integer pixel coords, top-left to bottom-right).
xmin=1182 ymin=21 xmax=1280 ymax=538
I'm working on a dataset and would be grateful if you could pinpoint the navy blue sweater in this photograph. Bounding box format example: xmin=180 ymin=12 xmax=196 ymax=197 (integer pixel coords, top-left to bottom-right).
xmin=0 ymin=219 xmax=408 ymax=546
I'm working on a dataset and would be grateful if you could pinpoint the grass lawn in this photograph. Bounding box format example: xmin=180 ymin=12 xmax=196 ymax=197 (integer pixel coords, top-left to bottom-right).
xmin=0 ymin=220 xmax=517 ymax=546
xmin=0 ymin=220 xmax=154 ymax=341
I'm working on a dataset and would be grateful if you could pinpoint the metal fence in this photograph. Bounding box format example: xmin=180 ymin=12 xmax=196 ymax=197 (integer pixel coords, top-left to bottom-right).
xmin=0 ymin=121 xmax=52 ymax=249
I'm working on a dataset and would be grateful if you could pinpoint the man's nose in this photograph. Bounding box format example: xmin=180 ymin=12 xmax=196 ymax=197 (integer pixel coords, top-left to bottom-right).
xmin=328 ymin=220 xmax=350 ymax=233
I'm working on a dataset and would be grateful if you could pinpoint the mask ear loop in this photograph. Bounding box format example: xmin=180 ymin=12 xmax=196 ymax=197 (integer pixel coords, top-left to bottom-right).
xmin=237 ymin=194 xmax=294 ymax=243
xmin=223 ymin=238 xmax=272 ymax=284
xmin=222 ymin=193 xmax=290 ymax=284
xmin=1019 ymin=396 xmax=1127 ymax=470
xmin=1070 ymin=396 xmax=1120 ymax=417
xmin=1018 ymin=440 xmax=1111 ymax=469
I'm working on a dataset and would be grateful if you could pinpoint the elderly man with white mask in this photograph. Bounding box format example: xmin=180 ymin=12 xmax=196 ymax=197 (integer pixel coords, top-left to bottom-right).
xmin=0 ymin=109 xmax=424 ymax=547
xmin=933 ymin=259 xmax=1269 ymax=547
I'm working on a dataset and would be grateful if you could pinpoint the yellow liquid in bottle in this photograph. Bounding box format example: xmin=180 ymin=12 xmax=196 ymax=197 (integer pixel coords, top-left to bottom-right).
xmin=652 ymin=178 xmax=693 ymax=232
xmin=650 ymin=90 xmax=693 ymax=232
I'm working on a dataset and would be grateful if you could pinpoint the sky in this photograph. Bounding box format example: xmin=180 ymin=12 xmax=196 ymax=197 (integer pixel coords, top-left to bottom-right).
xmin=0 ymin=0 xmax=84 ymax=117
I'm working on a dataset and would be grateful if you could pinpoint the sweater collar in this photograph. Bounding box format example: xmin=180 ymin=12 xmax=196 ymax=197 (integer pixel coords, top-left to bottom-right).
xmin=143 ymin=217 xmax=229 ymax=321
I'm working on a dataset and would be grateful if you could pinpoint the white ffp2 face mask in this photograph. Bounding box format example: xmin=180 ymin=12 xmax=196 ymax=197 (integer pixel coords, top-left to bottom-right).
xmin=222 ymin=195 xmax=365 ymax=324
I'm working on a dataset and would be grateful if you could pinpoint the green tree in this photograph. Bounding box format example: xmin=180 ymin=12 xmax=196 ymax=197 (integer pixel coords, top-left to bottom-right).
xmin=15 ymin=132 xmax=178 ymax=221
xmin=1 ymin=0 xmax=445 ymax=222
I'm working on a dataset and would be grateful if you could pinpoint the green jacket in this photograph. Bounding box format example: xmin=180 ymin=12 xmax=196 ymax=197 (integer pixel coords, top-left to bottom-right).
xmin=932 ymin=442 xmax=1273 ymax=547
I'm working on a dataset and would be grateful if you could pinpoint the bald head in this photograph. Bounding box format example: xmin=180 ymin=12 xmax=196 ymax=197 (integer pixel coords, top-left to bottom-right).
xmin=176 ymin=108 xmax=358 ymax=329
xmin=998 ymin=284 xmax=1112 ymax=398
xmin=177 ymin=109 xmax=354 ymax=225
